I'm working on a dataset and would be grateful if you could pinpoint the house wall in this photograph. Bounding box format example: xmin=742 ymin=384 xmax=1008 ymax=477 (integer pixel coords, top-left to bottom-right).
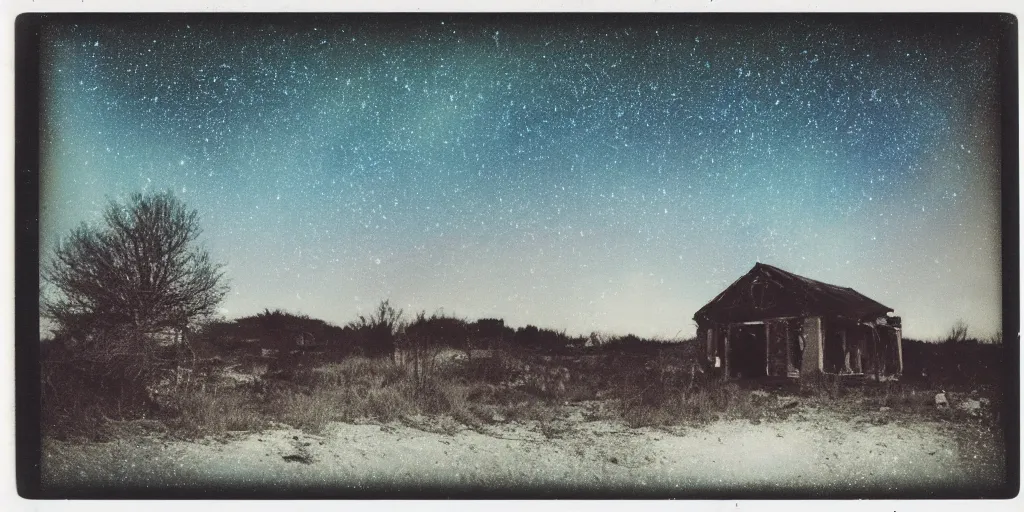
xmin=875 ymin=325 xmax=902 ymax=377
xmin=703 ymin=317 xmax=818 ymax=379
xmin=697 ymin=314 xmax=900 ymax=380
xmin=800 ymin=316 xmax=823 ymax=376
xmin=851 ymin=326 xmax=869 ymax=374
xmin=697 ymin=324 xmax=724 ymax=374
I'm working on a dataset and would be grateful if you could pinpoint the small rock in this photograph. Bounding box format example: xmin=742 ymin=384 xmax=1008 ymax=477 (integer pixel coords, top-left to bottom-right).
xmin=935 ymin=392 xmax=949 ymax=408
xmin=958 ymin=399 xmax=982 ymax=415
xmin=282 ymin=454 xmax=313 ymax=464
xmin=779 ymin=398 xmax=800 ymax=409
xmin=565 ymin=411 xmax=585 ymax=423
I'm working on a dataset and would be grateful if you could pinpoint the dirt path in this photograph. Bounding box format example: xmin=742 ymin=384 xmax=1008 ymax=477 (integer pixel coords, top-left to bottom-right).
xmin=41 ymin=410 xmax=1004 ymax=497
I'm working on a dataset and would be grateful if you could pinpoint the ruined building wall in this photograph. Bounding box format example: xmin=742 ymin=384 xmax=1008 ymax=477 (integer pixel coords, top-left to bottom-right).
xmin=800 ymin=316 xmax=823 ymax=376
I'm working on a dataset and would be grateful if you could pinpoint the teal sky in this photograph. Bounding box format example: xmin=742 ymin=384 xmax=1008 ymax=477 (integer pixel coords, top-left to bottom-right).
xmin=40 ymin=15 xmax=1004 ymax=340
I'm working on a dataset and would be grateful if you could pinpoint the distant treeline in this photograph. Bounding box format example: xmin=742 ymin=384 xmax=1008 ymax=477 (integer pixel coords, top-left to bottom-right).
xmin=191 ymin=305 xmax=684 ymax=360
xmin=901 ymin=337 xmax=1006 ymax=388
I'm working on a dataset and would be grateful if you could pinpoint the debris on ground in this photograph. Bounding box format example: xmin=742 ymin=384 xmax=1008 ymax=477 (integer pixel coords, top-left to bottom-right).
xmin=282 ymin=453 xmax=313 ymax=464
xmin=777 ymin=396 xmax=800 ymax=409
xmin=958 ymin=399 xmax=982 ymax=416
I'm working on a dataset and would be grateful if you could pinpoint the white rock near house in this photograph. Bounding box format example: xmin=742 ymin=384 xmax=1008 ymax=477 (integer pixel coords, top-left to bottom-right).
xmin=958 ymin=398 xmax=983 ymax=416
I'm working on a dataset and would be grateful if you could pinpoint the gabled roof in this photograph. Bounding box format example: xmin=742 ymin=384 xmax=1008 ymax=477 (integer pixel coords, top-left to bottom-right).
xmin=693 ymin=263 xmax=893 ymax=324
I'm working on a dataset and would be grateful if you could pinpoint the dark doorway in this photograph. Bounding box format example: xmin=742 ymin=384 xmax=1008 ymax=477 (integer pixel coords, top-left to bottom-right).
xmin=787 ymin=319 xmax=804 ymax=376
xmin=730 ymin=324 xmax=768 ymax=378
xmin=824 ymin=326 xmax=848 ymax=374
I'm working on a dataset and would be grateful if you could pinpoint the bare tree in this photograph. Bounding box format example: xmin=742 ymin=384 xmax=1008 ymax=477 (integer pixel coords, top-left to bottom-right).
xmin=42 ymin=191 xmax=228 ymax=342
xmin=41 ymin=191 xmax=228 ymax=416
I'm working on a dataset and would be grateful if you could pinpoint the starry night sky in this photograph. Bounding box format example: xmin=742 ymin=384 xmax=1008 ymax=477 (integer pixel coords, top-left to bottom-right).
xmin=39 ymin=15 xmax=1004 ymax=340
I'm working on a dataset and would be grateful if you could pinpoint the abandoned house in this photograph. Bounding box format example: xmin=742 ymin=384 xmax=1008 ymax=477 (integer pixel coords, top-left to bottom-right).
xmin=693 ymin=263 xmax=903 ymax=380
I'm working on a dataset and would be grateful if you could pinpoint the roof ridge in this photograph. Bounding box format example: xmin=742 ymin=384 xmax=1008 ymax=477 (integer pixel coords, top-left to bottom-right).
xmin=755 ymin=262 xmax=855 ymax=291
xmin=695 ymin=263 xmax=893 ymax=322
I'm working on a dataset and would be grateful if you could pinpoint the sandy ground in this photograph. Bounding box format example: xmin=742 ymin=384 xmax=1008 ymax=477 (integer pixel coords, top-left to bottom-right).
xmin=41 ymin=408 xmax=1005 ymax=497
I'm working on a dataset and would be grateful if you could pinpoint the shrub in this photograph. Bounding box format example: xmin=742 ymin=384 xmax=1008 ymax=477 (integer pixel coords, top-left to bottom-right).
xmin=346 ymin=300 xmax=404 ymax=358
xmin=262 ymin=389 xmax=343 ymax=433
xmin=162 ymin=387 xmax=267 ymax=436
xmin=404 ymin=311 xmax=472 ymax=349
xmin=40 ymin=326 xmax=191 ymax=439
xmin=945 ymin=320 xmax=970 ymax=344
xmin=452 ymin=352 xmax=524 ymax=384
xmin=415 ymin=377 xmax=471 ymax=417
xmin=617 ymin=379 xmax=754 ymax=428
xmin=901 ymin=338 xmax=1004 ymax=389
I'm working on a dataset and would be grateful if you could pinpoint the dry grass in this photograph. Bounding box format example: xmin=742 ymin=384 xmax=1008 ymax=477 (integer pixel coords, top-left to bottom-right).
xmin=45 ymin=346 xmax=1005 ymax=441
xmin=163 ymin=387 xmax=268 ymax=435
xmin=618 ymin=381 xmax=763 ymax=428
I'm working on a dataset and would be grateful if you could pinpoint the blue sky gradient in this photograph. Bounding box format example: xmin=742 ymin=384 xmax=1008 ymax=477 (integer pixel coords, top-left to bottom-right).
xmin=40 ymin=16 xmax=1003 ymax=339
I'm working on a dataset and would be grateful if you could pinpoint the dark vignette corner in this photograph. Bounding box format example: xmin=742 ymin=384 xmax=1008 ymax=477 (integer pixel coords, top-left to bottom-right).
xmin=995 ymin=11 xmax=1021 ymax=501
xmin=12 ymin=11 xmax=1021 ymax=501
xmin=14 ymin=11 xmax=44 ymax=500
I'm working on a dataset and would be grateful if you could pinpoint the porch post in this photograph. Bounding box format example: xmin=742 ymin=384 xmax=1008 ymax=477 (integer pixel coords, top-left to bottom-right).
xmin=801 ymin=316 xmax=823 ymax=376
xmin=722 ymin=324 xmax=731 ymax=380
xmin=896 ymin=327 xmax=903 ymax=374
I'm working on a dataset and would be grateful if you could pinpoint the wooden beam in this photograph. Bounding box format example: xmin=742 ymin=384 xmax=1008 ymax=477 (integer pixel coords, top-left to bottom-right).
xmin=896 ymin=328 xmax=904 ymax=374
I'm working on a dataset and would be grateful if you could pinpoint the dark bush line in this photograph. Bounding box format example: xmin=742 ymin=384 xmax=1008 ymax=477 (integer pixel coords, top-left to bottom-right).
xmin=901 ymin=338 xmax=1005 ymax=389
xmin=41 ymin=316 xmax=1006 ymax=441
xmin=193 ymin=307 xmax=694 ymax=359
